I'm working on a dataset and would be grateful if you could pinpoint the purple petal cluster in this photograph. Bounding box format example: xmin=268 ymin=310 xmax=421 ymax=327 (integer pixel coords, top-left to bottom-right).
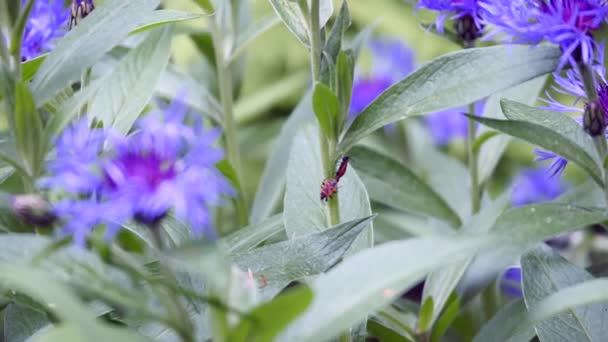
xmin=534 ymin=44 xmax=608 ymax=177
xmin=21 ymin=0 xmax=69 ymax=61
xmin=416 ymin=0 xmax=487 ymax=34
xmin=511 ymin=167 xmax=567 ymax=206
xmin=482 ymin=0 xmax=608 ymax=68
xmin=41 ymin=96 xmax=234 ymax=245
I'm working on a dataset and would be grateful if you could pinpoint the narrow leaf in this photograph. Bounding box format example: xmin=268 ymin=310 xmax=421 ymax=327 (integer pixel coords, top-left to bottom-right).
xmin=30 ymin=0 xmax=160 ymax=104
xmin=232 ymin=215 xmax=374 ymax=300
xmin=89 ymin=26 xmax=172 ymax=134
xmin=338 ymin=45 xmax=561 ymax=153
xmin=349 ymin=145 xmax=460 ymax=227
xmin=521 ymin=245 xmax=608 ymax=341
xmin=468 ymin=115 xmax=603 ymax=186
xmin=312 ymin=82 xmax=340 ymax=139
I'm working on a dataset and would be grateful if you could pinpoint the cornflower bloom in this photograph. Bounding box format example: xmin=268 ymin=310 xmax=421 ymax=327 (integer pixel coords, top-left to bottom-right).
xmin=21 ymin=0 xmax=69 ymax=61
xmin=482 ymin=0 xmax=608 ymax=69
xmin=350 ymin=38 xmax=483 ymax=144
xmin=534 ymin=45 xmax=608 ymax=176
xmin=415 ymin=0 xmax=487 ymax=45
xmin=69 ymin=0 xmax=95 ymax=29
xmin=41 ymin=96 xmax=234 ymax=246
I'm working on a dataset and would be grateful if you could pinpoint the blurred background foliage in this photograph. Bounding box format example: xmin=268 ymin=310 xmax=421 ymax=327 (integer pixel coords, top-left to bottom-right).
xmin=166 ymin=0 xmax=593 ymax=215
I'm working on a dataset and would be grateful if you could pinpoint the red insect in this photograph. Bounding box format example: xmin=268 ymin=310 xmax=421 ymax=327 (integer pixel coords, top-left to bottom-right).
xmin=320 ymin=157 xmax=349 ymax=202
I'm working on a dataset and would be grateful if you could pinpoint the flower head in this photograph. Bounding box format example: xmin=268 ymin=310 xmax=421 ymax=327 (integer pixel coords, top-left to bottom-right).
xmin=42 ymin=96 xmax=233 ymax=245
xmin=483 ymin=0 xmax=608 ymax=68
xmin=69 ymin=0 xmax=95 ymax=29
xmin=416 ymin=0 xmax=487 ymax=43
xmin=511 ymin=167 xmax=567 ymax=206
xmin=349 ymin=38 xmax=414 ymax=117
xmin=21 ymin=0 xmax=69 ymax=61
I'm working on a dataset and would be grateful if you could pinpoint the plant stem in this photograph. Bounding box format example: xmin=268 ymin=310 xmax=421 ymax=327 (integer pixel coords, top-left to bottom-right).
xmin=307 ymin=0 xmax=341 ymax=227
xmin=467 ymin=102 xmax=480 ymax=214
xmin=212 ymin=25 xmax=249 ymax=228
xmin=579 ymin=62 xmax=608 ymax=206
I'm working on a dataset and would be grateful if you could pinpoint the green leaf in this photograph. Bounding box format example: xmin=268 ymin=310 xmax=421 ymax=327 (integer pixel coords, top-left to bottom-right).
xmin=9 ymin=0 xmax=34 ymax=57
xmin=220 ymin=214 xmax=284 ymax=254
xmin=477 ymin=76 xmax=548 ymax=183
xmin=89 ymin=26 xmax=172 ymax=134
xmin=336 ymin=50 xmax=354 ymax=124
xmin=267 ymin=0 xmax=333 ymax=47
xmin=228 ymin=285 xmax=313 ymax=342
xmin=430 ymin=294 xmax=461 ymax=342
xmin=367 ymin=319 xmax=413 ymax=342
xmin=249 ymin=91 xmax=312 ymax=223
xmin=132 ymin=10 xmax=202 ymax=34
xmin=193 ymin=0 xmax=214 ymax=13
xmin=473 ymin=299 xmax=536 ymax=342
xmin=312 ymin=82 xmax=340 ymax=139
xmin=35 ymin=323 xmax=147 ymax=342
xmin=521 ymin=245 xmax=608 ymax=341
xmin=14 ymin=82 xmax=43 ymax=177
xmin=231 ymin=215 xmax=374 ymax=300
xmin=4 ymin=303 xmax=50 ymax=342
xmin=467 ymin=114 xmax=603 ymax=186
xmin=268 ymin=0 xmax=310 ymax=46
xmin=349 ymin=145 xmax=460 ymax=227
xmin=228 ymin=15 xmax=281 ymax=64
xmin=338 ymin=44 xmax=561 ymax=153
xmin=283 ymin=123 xmax=373 ymax=253
xmin=418 ymin=297 xmax=434 ymax=332
xmin=421 ymin=193 xmax=510 ymax=329
xmin=157 ymin=64 xmax=223 ymax=124
xmin=278 ymin=204 xmax=608 ymax=341
xmin=30 ymin=0 xmax=160 ymax=105
xmin=21 ymin=54 xmax=45 ymax=82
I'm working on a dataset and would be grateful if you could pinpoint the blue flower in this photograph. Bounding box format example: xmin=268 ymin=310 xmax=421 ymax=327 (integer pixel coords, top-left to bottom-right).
xmin=482 ymin=0 xmax=608 ymax=68
xmin=416 ymin=0 xmax=487 ymax=36
xmin=43 ymin=96 xmax=234 ymax=245
xmin=499 ymin=266 xmax=522 ymax=298
xmin=511 ymin=167 xmax=567 ymax=206
xmin=424 ymin=101 xmax=485 ymax=145
xmin=349 ymin=38 xmax=414 ymax=117
xmin=21 ymin=0 xmax=69 ymax=61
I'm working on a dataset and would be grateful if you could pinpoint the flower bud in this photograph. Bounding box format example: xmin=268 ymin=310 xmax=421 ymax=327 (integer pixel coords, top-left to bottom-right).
xmin=11 ymin=194 xmax=56 ymax=227
xmin=583 ymin=100 xmax=606 ymax=137
xmin=454 ymin=14 xmax=484 ymax=47
xmin=69 ymin=0 xmax=95 ymax=29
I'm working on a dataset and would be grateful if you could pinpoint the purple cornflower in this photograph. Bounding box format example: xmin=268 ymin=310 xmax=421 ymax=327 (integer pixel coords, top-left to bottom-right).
xmin=21 ymin=0 xmax=69 ymax=61
xmin=42 ymin=96 xmax=234 ymax=245
xmin=511 ymin=167 xmax=567 ymax=206
xmin=499 ymin=266 xmax=522 ymax=298
xmin=534 ymin=43 xmax=608 ymax=176
xmin=415 ymin=0 xmax=487 ymax=44
xmin=482 ymin=0 xmax=608 ymax=68
xmin=424 ymin=101 xmax=485 ymax=145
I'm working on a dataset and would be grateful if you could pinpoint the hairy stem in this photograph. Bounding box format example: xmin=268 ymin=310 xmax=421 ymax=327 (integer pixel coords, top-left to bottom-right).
xmin=467 ymin=102 xmax=480 ymax=214
xmin=212 ymin=25 xmax=249 ymax=228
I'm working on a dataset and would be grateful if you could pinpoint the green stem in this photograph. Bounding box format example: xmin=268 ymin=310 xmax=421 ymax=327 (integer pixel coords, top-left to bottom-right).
xmin=307 ymin=0 xmax=340 ymax=227
xmin=579 ymin=62 xmax=608 ymax=206
xmin=467 ymin=102 xmax=480 ymax=214
xmin=212 ymin=25 xmax=249 ymax=228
